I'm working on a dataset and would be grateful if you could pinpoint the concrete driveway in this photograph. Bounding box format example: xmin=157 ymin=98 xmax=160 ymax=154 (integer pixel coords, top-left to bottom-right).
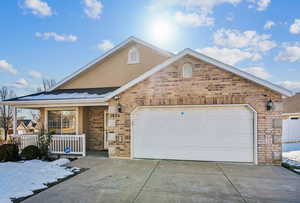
xmin=24 ymin=157 xmax=300 ymax=203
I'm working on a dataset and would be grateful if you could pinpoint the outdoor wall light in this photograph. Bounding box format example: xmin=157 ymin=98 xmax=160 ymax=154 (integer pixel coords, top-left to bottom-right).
xmin=117 ymin=103 xmax=122 ymax=113
xmin=266 ymin=99 xmax=273 ymax=111
xmin=113 ymin=96 xmax=122 ymax=113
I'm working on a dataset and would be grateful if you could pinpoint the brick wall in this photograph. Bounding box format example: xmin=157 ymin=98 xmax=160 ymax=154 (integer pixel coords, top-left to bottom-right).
xmin=107 ymin=56 xmax=283 ymax=164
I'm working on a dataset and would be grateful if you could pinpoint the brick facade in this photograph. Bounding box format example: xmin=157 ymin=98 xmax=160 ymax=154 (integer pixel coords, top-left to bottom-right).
xmin=86 ymin=106 xmax=106 ymax=151
xmin=107 ymin=56 xmax=283 ymax=165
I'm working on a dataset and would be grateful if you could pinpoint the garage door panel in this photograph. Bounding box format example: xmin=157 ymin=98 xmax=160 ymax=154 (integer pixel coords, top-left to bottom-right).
xmin=133 ymin=106 xmax=254 ymax=163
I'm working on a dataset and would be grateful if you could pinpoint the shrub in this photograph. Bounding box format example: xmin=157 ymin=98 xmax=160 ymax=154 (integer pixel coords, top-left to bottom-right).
xmin=0 ymin=144 xmax=19 ymax=162
xmin=20 ymin=145 xmax=41 ymax=160
xmin=38 ymin=133 xmax=53 ymax=160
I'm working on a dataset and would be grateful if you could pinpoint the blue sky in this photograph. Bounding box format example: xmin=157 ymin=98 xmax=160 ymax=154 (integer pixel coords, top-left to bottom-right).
xmin=1 ymin=0 xmax=300 ymax=98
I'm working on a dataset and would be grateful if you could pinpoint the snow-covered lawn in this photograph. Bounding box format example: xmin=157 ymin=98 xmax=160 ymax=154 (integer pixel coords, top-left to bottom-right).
xmin=0 ymin=158 xmax=80 ymax=203
xmin=282 ymin=143 xmax=300 ymax=174
xmin=283 ymin=150 xmax=300 ymax=167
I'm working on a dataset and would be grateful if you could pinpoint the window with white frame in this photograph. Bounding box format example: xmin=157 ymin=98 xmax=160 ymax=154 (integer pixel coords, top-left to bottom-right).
xmin=48 ymin=110 xmax=76 ymax=134
xmin=182 ymin=63 xmax=193 ymax=78
xmin=128 ymin=47 xmax=140 ymax=64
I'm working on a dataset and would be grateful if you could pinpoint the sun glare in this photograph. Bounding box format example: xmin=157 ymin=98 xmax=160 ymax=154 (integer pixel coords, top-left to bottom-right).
xmin=148 ymin=19 xmax=175 ymax=46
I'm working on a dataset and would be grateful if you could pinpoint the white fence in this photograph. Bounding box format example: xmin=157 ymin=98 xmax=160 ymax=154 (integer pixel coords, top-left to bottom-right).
xmin=14 ymin=134 xmax=86 ymax=156
xmin=283 ymin=118 xmax=300 ymax=143
xmin=50 ymin=134 xmax=86 ymax=156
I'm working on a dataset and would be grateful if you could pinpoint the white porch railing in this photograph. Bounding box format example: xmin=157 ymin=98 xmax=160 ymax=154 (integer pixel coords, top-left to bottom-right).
xmin=50 ymin=134 xmax=86 ymax=156
xmin=14 ymin=134 xmax=86 ymax=156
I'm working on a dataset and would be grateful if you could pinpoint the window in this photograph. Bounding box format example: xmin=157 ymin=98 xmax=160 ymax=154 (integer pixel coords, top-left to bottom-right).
xmin=182 ymin=63 xmax=193 ymax=78
xmin=48 ymin=110 xmax=76 ymax=134
xmin=128 ymin=47 xmax=140 ymax=64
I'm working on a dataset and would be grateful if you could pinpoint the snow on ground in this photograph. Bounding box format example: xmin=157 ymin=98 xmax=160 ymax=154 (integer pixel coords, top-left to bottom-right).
xmin=282 ymin=143 xmax=300 ymax=173
xmin=283 ymin=150 xmax=300 ymax=163
xmin=0 ymin=158 xmax=78 ymax=203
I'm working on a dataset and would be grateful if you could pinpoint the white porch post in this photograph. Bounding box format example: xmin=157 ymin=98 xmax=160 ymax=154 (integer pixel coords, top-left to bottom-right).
xmin=12 ymin=107 xmax=17 ymax=136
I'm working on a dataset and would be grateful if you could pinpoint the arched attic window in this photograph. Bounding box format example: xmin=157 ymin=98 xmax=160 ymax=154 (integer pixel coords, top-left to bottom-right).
xmin=128 ymin=47 xmax=140 ymax=64
xmin=182 ymin=63 xmax=193 ymax=78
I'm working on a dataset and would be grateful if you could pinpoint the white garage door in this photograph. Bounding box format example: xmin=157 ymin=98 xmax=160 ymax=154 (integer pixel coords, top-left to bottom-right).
xmin=132 ymin=106 xmax=254 ymax=163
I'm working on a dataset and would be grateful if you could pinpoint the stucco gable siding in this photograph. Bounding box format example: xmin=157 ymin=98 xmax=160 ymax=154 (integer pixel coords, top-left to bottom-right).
xmin=59 ymin=43 xmax=169 ymax=89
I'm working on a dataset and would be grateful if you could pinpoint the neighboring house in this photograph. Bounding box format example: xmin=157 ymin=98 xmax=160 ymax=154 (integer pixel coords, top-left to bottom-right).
xmin=16 ymin=119 xmax=39 ymax=135
xmin=282 ymin=93 xmax=300 ymax=143
xmin=1 ymin=37 xmax=293 ymax=165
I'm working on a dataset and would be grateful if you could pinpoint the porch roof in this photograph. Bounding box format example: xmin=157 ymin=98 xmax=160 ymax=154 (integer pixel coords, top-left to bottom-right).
xmin=1 ymin=87 xmax=119 ymax=107
xmin=6 ymin=87 xmax=119 ymax=101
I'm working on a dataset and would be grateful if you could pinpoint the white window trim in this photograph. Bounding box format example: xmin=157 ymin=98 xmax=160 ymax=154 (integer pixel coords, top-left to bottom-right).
xmin=44 ymin=107 xmax=79 ymax=135
xmin=128 ymin=47 xmax=140 ymax=64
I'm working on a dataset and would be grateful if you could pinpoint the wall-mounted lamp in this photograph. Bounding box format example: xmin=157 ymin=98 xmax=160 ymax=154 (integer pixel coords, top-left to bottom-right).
xmin=114 ymin=96 xmax=122 ymax=113
xmin=117 ymin=103 xmax=122 ymax=113
xmin=266 ymin=99 xmax=273 ymax=111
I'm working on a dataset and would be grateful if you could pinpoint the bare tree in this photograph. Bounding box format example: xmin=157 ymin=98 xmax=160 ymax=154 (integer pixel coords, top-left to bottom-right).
xmin=0 ymin=87 xmax=16 ymax=140
xmin=37 ymin=79 xmax=56 ymax=92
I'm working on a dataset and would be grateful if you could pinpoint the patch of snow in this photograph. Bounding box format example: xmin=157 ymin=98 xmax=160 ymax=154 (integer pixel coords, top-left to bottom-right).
xmin=0 ymin=159 xmax=78 ymax=203
xmin=283 ymin=158 xmax=300 ymax=168
xmin=282 ymin=150 xmax=300 ymax=163
xmin=294 ymin=169 xmax=300 ymax=173
xmin=20 ymin=92 xmax=110 ymax=100
xmin=49 ymin=158 xmax=70 ymax=166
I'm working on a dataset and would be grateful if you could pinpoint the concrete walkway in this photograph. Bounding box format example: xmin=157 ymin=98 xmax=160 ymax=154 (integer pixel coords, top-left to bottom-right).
xmin=24 ymin=157 xmax=300 ymax=203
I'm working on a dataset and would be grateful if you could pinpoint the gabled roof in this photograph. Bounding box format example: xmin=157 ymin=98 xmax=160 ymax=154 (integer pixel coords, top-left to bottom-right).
xmin=106 ymin=48 xmax=293 ymax=99
xmin=283 ymin=92 xmax=300 ymax=114
xmin=0 ymin=39 xmax=293 ymax=107
xmin=17 ymin=120 xmax=35 ymax=128
xmin=49 ymin=36 xmax=174 ymax=91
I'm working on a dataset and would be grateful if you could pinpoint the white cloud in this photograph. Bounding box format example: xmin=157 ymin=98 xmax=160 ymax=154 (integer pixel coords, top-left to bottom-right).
xmin=35 ymin=32 xmax=77 ymax=42
xmin=290 ymin=19 xmax=300 ymax=34
xmin=29 ymin=71 xmax=43 ymax=78
xmin=276 ymin=45 xmax=300 ymax=62
xmin=8 ymin=78 xmax=29 ymax=89
xmin=24 ymin=0 xmax=53 ymax=17
xmin=175 ymin=11 xmax=214 ymax=27
xmin=213 ymin=29 xmax=277 ymax=52
xmin=152 ymin=0 xmax=242 ymax=13
xmin=264 ymin=21 xmax=275 ymax=29
xmin=83 ymin=0 xmax=103 ymax=19
xmin=242 ymin=66 xmax=271 ymax=79
xmin=0 ymin=60 xmax=18 ymax=75
xmin=197 ymin=47 xmax=261 ymax=66
xmin=97 ymin=40 xmax=115 ymax=51
xmin=278 ymin=81 xmax=300 ymax=92
xmin=149 ymin=0 xmax=242 ymax=28
xmin=256 ymin=0 xmax=271 ymax=11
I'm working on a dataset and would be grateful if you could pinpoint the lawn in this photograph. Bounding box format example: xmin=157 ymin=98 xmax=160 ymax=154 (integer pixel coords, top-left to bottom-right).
xmin=0 ymin=158 xmax=80 ymax=203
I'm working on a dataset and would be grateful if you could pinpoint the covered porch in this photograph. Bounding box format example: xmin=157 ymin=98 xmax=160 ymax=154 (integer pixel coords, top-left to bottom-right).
xmin=4 ymin=87 xmax=119 ymax=157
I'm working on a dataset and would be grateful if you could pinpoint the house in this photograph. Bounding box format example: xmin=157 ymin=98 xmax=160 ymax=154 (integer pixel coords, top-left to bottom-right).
xmin=1 ymin=37 xmax=293 ymax=165
xmin=16 ymin=119 xmax=39 ymax=135
xmin=282 ymin=93 xmax=300 ymax=143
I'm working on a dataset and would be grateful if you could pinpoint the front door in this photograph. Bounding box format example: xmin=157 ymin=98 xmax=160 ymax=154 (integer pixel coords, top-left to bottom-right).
xmin=86 ymin=106 xmax=106 ymax=151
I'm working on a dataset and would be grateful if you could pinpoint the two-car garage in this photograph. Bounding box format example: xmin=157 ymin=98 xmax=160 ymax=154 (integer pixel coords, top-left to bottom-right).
xmin=132 ymin=105 xmax=256 ymax=163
